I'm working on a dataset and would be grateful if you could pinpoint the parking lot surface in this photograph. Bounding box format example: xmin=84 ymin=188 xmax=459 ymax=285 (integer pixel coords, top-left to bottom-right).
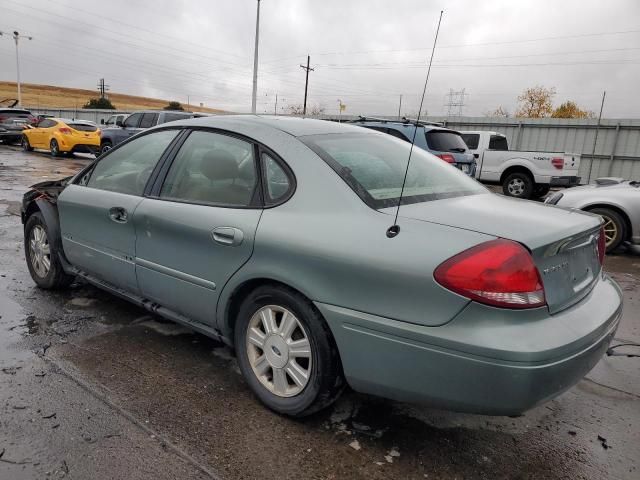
xmin=1 ymin=145 xmax=638 ymax=479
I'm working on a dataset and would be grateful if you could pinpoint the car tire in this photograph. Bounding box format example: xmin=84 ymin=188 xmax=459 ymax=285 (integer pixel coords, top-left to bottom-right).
xmin=234 ymin=284 xmax=344 ymax=417
xmin=503 ymin=172 xmax=534 ymax=199
xmin=589 ymin=207 xmax=626 ymax=253
xmin=22 ymin=135 xmax=34 ymax=152
xmin=533 ymin=184 xmax=551 ymax=198
xmin=50 ymin=139 xmax=60 ymax=157
xmin=100 ymin=141 xmax=112 ymax=156
xmin=24 ymin=212 xmax=74 ymax=289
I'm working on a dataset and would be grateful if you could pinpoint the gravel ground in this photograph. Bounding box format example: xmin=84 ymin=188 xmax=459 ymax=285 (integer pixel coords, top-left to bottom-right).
xmin=1 ymin=144 xmax=638 ymax=479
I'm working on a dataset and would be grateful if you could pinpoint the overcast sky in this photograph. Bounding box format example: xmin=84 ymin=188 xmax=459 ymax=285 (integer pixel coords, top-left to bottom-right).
xmin=1 ymin=0 xmax=639 ymax=117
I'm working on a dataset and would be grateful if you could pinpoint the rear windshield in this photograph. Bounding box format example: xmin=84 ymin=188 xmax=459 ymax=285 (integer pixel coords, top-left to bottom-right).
xmin=68 ymin=123 xmax=98 ymax=132
xmin=301 ymin=133 xmax=486 ymax=209
xmin=425 ymin=130 xmax=468 ymax=152
xmin=489 ymin=135 xmax=509 ymax=150
xmin=460 ymin=133 xmax=479 ymax=149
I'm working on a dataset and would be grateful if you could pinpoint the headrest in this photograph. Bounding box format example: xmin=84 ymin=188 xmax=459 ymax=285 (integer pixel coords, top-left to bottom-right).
xmin=200 ymin=149 xmax=239 ymax=181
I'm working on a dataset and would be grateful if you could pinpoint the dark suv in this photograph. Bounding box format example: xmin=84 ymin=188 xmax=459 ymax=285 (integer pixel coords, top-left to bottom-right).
xmin=0 ymin=108 xmax=37 ymax=144
xmin=99 ymin=110 xmax=203 ymax=155
xmin=350 ymin=117 xmax=476 ymax=176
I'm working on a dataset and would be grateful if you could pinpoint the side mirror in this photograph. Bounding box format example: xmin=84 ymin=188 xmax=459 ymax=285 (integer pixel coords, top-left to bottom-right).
xmin=473 ymin=153 xmax=479 ymax=159
xmin=100 ymin=119 xmax=105 ymax=125
xmin=116 ymin=120 xmax=124 ymax=127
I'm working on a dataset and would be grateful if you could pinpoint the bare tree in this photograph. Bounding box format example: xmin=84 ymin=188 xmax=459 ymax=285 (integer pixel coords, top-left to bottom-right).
xmin=515 ymin=86 xmax=556 ymax=118
xmin=485 ymin=106 xmax=510 ymax=118
xmin=286 ymin=104 xmax=326 ymax=116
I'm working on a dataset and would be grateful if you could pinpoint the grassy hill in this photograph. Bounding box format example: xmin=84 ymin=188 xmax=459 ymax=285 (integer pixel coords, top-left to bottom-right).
xmin=0 ymin=81 xmax=225 ymax=113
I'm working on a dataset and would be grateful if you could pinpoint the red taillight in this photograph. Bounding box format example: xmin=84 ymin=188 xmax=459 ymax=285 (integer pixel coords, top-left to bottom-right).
xmin=434 ymin=239 xmax=546 ymax=309
xmin=597 ymin=226 xmax=606 ymax=265
xmin=59 ymin=127 xmax=72 ymax=134
xmin=551 ymin=157 xmax=564 ymax=170
xmin=436 ymin=153 xmax=456 ymax=163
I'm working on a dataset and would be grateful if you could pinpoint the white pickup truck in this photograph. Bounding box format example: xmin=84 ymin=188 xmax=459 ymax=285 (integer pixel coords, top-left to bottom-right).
xmin=460 ymin=131 xmax=581 ymax=199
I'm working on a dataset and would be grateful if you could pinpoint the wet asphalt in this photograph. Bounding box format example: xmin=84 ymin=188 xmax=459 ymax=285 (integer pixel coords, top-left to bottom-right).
xmin=0 ymin=144 xmax=638 ymax=480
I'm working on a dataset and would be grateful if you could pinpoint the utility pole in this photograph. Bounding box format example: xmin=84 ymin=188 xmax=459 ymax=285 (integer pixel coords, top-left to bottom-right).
xmin=251 ymin=0 xmax=261 ymax=114
xmin=587 ymin=90 xmax=606 ymax=183
xmin=1 ymin=30 xmax=33 ymax=107
xmin=97 ymin=78 xmax=110 ymax=99
xmin=398 ymin=94 xmax=403 ymax=119
xmin=274 ymin=93 xmax=278 ymax=115
xmin=300 ymin=55 xmax=314 ymax=116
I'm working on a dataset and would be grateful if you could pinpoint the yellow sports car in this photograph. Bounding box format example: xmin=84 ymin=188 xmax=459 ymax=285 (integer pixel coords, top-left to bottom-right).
xmin=22 ymin=118 xmax=100 ymax=156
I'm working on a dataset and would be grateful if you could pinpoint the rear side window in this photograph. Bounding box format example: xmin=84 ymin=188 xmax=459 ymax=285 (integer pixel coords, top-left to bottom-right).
xmin=386 ymin=128 xmax=410 ymax=142
xmin=139 ymin=113 xmax=159 ymax=128
xmin=68 ymin=123 xmax=98 ymax=132
xmin=262 ymin=153 xmax=292 ymax=205
xmin=87 ymin=129 xmax=179 ymax=195
xmin=460 ymin=133 xmax=479 ymax=149
xmin=160 ymin=131 xmax=257 ymax=207
xmin=425 ymin=130 xmax=468 ymax=152
xmin=489 ymin=135 xmax=508 ymax=150
xmin=162 ymin=113 xmax=191 ymax=124
xmin=38 ymin=119 xmax=57 ymax=128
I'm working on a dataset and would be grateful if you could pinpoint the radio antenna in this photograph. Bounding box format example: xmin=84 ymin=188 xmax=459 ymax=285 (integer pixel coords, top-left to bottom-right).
xmin=387 ymin=10 xmax=444 ymax=238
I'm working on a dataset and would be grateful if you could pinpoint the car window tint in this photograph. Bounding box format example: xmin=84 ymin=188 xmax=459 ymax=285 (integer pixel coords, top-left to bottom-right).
xmin=160 ymin=131 xmax=257 ymax=207
xmin=39 ymin=119 xmax=57 ymax=128
xmin=386 ymin=128 xmax=410 ymax=142
xmin=302 ymin=133 xmax=486 ymax=209
xmin=124 ymin=113 xmax=142 ymax=128
xmin=68 ymin=123 xmax=98 ymax=132
xmin=162 ymin=112 xmax=191 ymax=124
xmin=139 ymin=113 xmax=158 ymax=128
xmin=461 ymin=133 xmax=480 ymax=149
xmin=87 ymin=130 xmax=178 ymax=196
xmin=425 ymin=130 xmax=468 ymax=152
xmin=489 ymin=135 xmax=509 ymax=150
xmin=262 ymin=153 xmax=291 ymax=204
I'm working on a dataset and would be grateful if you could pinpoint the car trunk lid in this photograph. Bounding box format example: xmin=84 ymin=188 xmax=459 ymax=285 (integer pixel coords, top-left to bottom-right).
xmin=382 ymin=193 xmax=602 ymax=313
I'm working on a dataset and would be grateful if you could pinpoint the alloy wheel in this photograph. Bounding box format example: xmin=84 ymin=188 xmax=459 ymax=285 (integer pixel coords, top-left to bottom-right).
xmin=29 ymin=225 xmax=51 ymax=278
xmin=50 ymin=140 xmax=59 ymax=156
xmin=246 ymin=305 xmax=312 ymax=397
xmin=602 ymin=215 xmax=618 ymax=248
xmin=508 ymin=178 xmax=525 ymax=196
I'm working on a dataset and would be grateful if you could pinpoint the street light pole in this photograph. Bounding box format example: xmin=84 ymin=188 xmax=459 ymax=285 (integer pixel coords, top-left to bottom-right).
xmin=251 ymin=0 xmax=261 ymax=114
xmin=0 ymin=30 xmax=33 ymax=107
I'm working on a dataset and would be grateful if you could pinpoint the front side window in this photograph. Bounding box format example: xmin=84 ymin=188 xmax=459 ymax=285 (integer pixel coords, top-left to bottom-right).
xmin=460 ymin=133 xmax=480 ymax=150
xmin=425 ymin=130 xmax=468 ymax=153
xmin=87 ymin=129 xmax=179 ymax=195
xmin=124 ymin=113 xmax=142 ymax=128
xmin=302 ymin=133 xmax=486 ymax=209
xmin=489 ymin=135 xmax=509 ymax=150
xmin=262 ymin=153 xmax=292 ymax=204
xmin=160 ymin=131 xmax=257 ymax=207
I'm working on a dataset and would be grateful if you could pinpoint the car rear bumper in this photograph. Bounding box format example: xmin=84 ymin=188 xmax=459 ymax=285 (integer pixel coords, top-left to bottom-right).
xmin=317 ymin=274 xmax=622 ymax=415
xmin=0 ymin=132 xmax=23 ymax=143
xmin=69 ymin=144 xmax=99 ymax=154
xmin=550 ymin=176 xmax=581 ymax=187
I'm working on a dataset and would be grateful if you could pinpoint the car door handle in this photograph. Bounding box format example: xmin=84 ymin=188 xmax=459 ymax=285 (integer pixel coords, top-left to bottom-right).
xmin=108 ymin=207 xmax=129 ymax=223
xmin=211 ymin=227 xmax=243 ymax=246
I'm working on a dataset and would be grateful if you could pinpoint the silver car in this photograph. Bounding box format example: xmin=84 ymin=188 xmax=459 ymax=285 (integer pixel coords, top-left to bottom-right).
xmin=22 ymin=116 xmax=622 ymax=417
xmin=545 ymin=178 xmax=640 ymax=252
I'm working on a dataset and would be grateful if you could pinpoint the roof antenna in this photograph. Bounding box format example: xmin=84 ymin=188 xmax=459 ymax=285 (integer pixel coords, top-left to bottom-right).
xmin=386 ymin=10 xmax=444 ymax=239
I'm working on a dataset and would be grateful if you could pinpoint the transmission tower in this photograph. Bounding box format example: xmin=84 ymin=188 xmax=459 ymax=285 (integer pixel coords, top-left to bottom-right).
xmin=445 ymin=88 xmax=466 ymax=117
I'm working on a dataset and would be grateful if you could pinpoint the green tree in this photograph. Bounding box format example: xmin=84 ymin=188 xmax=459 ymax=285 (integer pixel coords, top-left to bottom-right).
xmin=83 ymin=97 xmax=115 ymax=109
xmin=164 ymin=101 xmax=184 ymax=111
xmin=515 ymin=86 xmax=556 ymax=118
xmin=552 ymin=101 xmax=594 ymax=118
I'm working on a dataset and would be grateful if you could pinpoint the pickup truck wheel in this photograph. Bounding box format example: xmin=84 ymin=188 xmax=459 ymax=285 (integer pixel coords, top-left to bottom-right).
xmin=503 ymin=172 xmax=533 ymax=199
xmin=234 ymin=284 xmax=344 ymax=417
xmin=589 ymin=207 xmax=626 ymax=253
xmin=533 ymin=184 xmax=551 ymax=198
xmin=24 ymin=212 xmax=74 ymax=289
xmin=100 ymin=141 xmax=112 ymax=156
xmin=22 ymin=135 xmax=34 ymax=152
